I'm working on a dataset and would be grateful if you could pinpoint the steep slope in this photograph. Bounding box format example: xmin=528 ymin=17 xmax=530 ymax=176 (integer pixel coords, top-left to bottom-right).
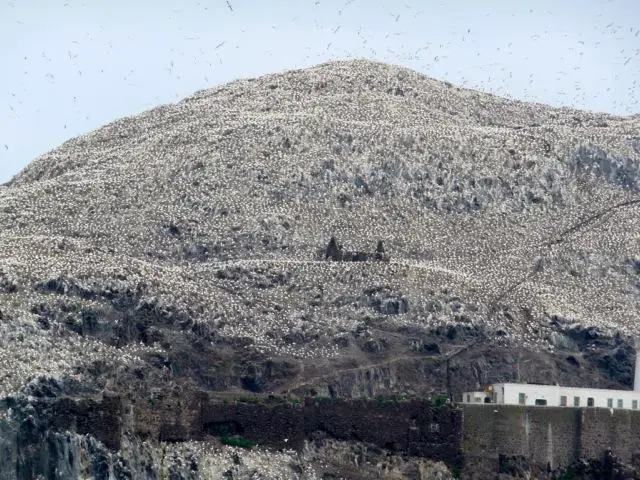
xmin=0 ymin=58 xmax=639 ymax=477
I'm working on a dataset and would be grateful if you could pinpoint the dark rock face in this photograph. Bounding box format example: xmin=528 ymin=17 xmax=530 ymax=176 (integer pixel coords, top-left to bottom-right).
xmin=324 ymin=236 xmax=342 ymax=261
xmin=549 ymin=318 xmax=636 ymax=387
xmin=0 ymin=424 xmax=163 ymax=480
xmin=569 ymin=144 xmax=639 ymax=190
xmin=499 ymin=454 xmax=535 ymax=478
xmin=21 ymin=376 xmax=64 ymax=399
xmin=0 ymin=393 xmax=126 ymax=480
xmin=596 ymin=343 xmax=636 ymax=388
xmin=0 ymin=270 xmax=18 ymax=293
xmin=5 ymin=393 xmax=123 ymax=451
xmin=552 ymin=448 xmax=640 ymax=479
xmin=375 ymin=240 xmax=389 ymax=261
xmin=413 ymin=341 xmax=441 ymax=354
xmin=362 ymin=286 xmax=409 ymax=315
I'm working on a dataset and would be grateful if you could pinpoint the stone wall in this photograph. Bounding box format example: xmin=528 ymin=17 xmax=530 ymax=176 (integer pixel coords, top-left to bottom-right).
xmin=302 ymin=397 xmax=461 ymax=461
xmin=9 ymin=390 xmax=640 ymax=479
xmin=579 ymin=407 xmax=640 ymax=461
xmin=461 ymin=404 xmax=640 ymax=478
xmin=127 ymin=390 xmax=463 ymax=467
xmin=200 ymin=395 xmax=463 ymax=466
xmin=202 ymin=400 xmax=306 ymax=450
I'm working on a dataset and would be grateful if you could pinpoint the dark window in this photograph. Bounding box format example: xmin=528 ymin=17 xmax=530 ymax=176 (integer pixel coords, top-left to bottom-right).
xmin=560 ymin=395 xmax=567 ymax=406
xmin=573 ymin=396 xmax=580 ymax=407
xmin=608 ymin=398 xmax=613 ymax=408
xmin=618 ymin=399 xmax=623 ymax=408
xmin=633 ymin=400 xmax=638 ymax=410
xmin=587 ymin=397 xmax=594 ymax=407
xmin=535 ymin=399 xmax=547 ymax=406
xmin=466 ymin=394 xmax=470 ymax=403
xmin=518 ymin=393 xmax=525 ymax=405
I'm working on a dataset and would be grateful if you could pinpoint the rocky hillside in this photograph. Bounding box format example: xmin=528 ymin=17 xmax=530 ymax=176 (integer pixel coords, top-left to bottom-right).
xmin=0 ymin=58 xmax=639 ymax=478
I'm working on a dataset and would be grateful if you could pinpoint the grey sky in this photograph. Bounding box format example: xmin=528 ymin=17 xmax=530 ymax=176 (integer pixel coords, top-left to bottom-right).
xmin=1 ymin=0 xmax=639 ymax=184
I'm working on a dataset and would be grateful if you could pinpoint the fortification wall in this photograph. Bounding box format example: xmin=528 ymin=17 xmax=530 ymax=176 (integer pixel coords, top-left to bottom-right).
xmin=12 ymin=390 xmax=640 ymax=479
xmin=200 ymin=395 xmax=463 ymax=464
xmin=461 ymin=404 xmax=640 ymax=478
xmin=127 ymin=389 xmax=463 ymax=466
xmin=301 ymin=397 xmax=462 ymax=460
xmin=202 ymin=400 xmax=306 ymax=450
xmin=579 ymin=407 xmax=640 ymax=461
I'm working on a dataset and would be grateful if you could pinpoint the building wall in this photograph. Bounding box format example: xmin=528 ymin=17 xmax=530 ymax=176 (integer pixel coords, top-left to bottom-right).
xmin=461 ymin=391 xmax=487 ymax=404
xmin=463 ymin=383 xmax=640 ymax=409
xmin=461 ymin=404 xmax=640 ymax=478
xmin=502 ymin=383 xmax=640 ymax=408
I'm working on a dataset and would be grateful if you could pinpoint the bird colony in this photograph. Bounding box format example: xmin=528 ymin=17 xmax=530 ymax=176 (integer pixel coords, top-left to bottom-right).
xmin=0 ymin=58 xmax=639 ymax=399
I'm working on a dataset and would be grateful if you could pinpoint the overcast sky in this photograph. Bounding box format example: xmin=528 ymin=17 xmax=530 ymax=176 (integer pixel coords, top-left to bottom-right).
xmin=1 ymin=0 xmax=639 ymax=184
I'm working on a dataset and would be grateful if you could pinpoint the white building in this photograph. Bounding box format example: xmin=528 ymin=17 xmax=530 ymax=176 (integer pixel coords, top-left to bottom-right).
xmin=461 ymin=348 xmax=640 ymax=410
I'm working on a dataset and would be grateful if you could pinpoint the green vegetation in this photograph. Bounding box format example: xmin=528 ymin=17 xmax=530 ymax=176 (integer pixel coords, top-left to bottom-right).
xmin=220 ymin=434 xmax=255 ymax=449
xmin=236 ymin=395 xmax=262 ymax=404
xmin=313 ymin=395 xmax=334 ymax=404
xmin=375 ymin=394 xmax=392 ymax=406
xmin=374 ymin=394 xmax=409 ymax=406
xmin=432 ymin=393 xmax=450 ymax=409
xmin=555 ymin=470 xmax=576 ymax=480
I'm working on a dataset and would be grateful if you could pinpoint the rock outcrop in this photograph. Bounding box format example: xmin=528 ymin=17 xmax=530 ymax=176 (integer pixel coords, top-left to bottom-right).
xmin=323 ymin=236 xmax=390 ymax=262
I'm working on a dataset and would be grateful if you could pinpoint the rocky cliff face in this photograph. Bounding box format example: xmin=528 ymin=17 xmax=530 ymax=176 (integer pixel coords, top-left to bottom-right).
xmin=0 ymin=58 xmax=639 ymax=478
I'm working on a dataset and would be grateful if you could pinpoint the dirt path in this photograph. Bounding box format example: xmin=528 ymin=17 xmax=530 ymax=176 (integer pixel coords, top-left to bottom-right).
xmin=278 ymin=352 xmax=441 ymax=393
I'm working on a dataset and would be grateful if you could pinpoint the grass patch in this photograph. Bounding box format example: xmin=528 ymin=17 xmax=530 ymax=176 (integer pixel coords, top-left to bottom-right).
xmin=432 ymin=393 xmax=450 ymax=409
xmin=236 ymin=395 xmax=262 ymax=404
xmin=313 ymin=395 xmax=334 ymax=404
xmin=220 ymin=434 xmax=255 ymax=449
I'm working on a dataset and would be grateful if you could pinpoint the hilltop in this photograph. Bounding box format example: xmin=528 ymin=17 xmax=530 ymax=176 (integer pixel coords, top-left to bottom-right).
xmin=0 ymin=58 xmax=639 ymax=477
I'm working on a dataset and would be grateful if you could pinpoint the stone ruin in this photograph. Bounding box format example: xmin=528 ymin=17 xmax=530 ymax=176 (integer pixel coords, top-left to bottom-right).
xmin=323 ymin=236 xmax=390 ymax=262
